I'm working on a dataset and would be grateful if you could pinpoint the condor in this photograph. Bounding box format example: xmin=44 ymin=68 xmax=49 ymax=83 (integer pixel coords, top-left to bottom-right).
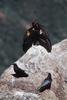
xmin=23 ymin=21 xmax=52 ymax=53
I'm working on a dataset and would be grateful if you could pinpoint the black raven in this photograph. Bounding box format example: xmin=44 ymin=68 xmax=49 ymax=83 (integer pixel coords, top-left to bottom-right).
xmin=12 ymin=63 xmax=28 ymax=78
xmin=37 ymin=73 xmax=52 ymax=92
xmin=23 ymin=21 xmax=52 ymax=52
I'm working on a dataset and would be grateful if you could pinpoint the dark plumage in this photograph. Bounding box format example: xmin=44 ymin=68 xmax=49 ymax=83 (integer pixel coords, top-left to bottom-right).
xmin=23 ymin=21 xmax=52 ymax=52
xmin=12 ymin=63 xmax=28 ymax=78
xmin=37 ymin=73 xmax=52 ymax=92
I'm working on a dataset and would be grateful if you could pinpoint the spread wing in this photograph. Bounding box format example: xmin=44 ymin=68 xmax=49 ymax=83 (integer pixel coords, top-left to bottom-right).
xmin=13 ymin=64 xmax=28 ymax=77
xmin=13 ymin=64 xmax=25 ymax=74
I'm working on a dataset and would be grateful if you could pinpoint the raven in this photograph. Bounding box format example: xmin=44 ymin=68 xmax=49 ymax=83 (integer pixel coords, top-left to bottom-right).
xmin=37 ymin=73 xmax=52 ymax=92
xmin=12 ymin=63 xmax=28 ymax=78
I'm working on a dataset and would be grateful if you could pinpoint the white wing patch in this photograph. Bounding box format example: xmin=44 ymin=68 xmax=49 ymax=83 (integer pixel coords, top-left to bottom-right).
xmin=40 ymin=29 xmax=43 ymax=35
xmin=32 ymin=28 xmax=35 ymax=30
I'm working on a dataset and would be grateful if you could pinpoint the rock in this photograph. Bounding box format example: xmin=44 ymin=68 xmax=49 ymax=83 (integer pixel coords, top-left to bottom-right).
xmin=0 ymin=39 xmax=67 ymax=100
xmin=0 ymin=90 xmax=41 ymax=100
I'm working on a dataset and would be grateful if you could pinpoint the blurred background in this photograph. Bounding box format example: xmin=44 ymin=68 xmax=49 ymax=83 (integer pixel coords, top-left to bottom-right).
xmin=0 ymin=0 xmax=67 ymax=75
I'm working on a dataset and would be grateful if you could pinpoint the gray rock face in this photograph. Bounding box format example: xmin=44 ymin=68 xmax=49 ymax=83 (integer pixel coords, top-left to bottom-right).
xmin=0 ymin=39 xmax=67 ymax=100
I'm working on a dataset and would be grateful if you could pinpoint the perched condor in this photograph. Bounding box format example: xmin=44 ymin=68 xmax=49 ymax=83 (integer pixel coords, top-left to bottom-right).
xmin=23 ymin=21 xmax=52 ymax=52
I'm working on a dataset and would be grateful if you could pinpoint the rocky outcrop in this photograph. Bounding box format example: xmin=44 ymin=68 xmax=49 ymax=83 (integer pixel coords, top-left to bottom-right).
xmin=0 ymin=39 xmax=67 ymax=100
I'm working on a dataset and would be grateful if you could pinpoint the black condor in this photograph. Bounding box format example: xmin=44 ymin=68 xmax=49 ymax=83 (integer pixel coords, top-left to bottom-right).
xmin=23 ymin=21 xmax=52 ymax=52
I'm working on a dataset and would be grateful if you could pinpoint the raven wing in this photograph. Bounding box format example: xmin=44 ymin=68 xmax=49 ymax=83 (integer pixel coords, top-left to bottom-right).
xmin=37 ymin=80 xmax=51 ymax=92
xmin=13 ymin=64 xmax=24 ymax=74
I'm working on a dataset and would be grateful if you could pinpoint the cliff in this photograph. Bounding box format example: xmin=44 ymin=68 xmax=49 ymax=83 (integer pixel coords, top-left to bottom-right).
xmin=0 ymin=39 xmax=67 ymax=100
